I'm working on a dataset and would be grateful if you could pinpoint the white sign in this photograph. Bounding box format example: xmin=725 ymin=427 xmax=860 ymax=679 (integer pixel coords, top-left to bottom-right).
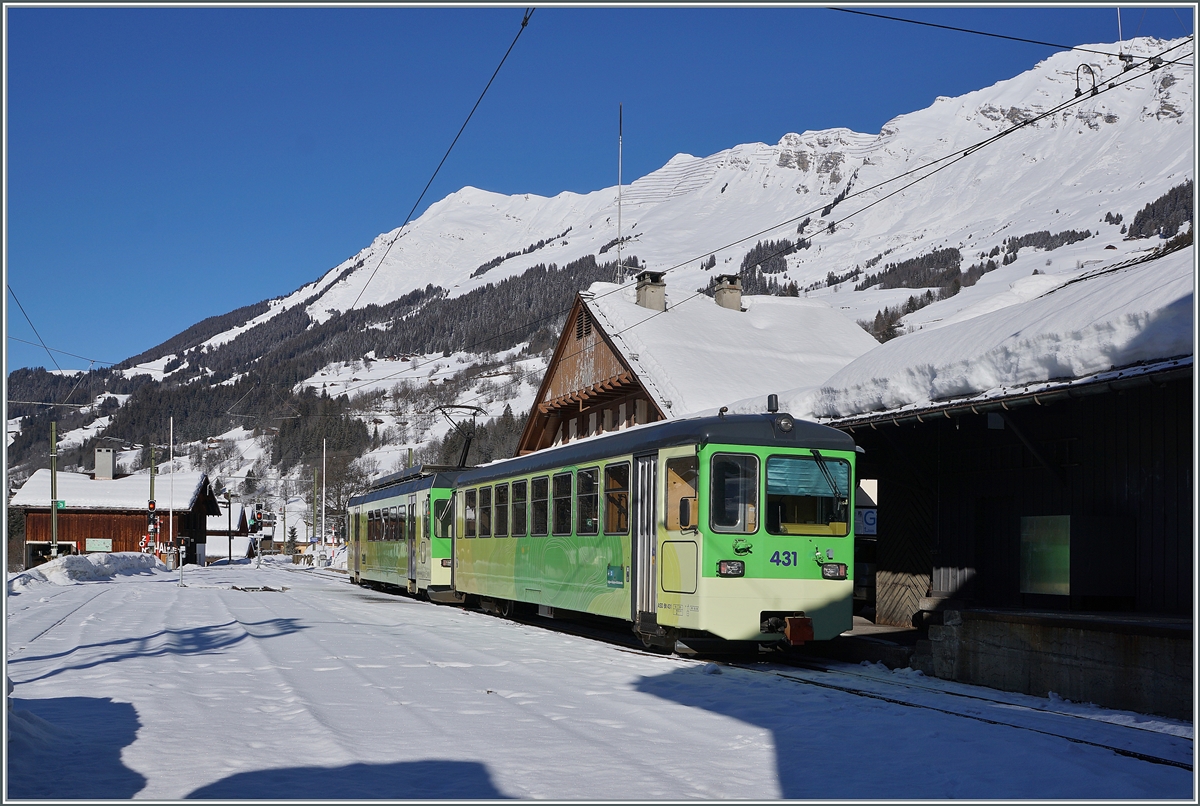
xmin=855 ymin=508 xmax=878 ymax=536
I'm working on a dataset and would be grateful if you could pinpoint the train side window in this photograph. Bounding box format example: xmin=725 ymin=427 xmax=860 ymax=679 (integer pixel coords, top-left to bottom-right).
xmin=494 ymin=483 xmax=510 ymax=537
xmin=710 ymin=453 xmax=759 ymax=534
xmin=367 ymin=510 xmax=376 ymax=541
xmin=511 ymin=480 xmax=528 ymax=537
xmin=577 ymin=467 xmax=599 ymax=535
xmin=464 ymin=489 xmax=477 ymax=538
xmin=395 ymin=506 xmax=406 ymax=543
xmin=666 ymin=456 xmax=699 ymax=531
xmin=604 ymin=462 xmax=630 ymax=535
xmin=423 ymin=497 xmax=430 ymax=540
xmin=407 ymin=501 xmax=416 ymax=542
xmin=531 ymin=477 xmax=549 ymax=536
xmin=552 ymin=472 xmax=573 ymax=535
xmin=479 ymin=486 xmax=492 ymax=537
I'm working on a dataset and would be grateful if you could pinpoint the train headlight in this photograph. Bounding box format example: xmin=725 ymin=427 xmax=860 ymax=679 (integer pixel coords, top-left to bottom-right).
xmin=776 ymin=414 xmax=794 ymax=433
xmin=821 ymin=563 xmax=848 ymax=580
xmin=441 ymin=559 xmax=452 ymax=567
xmin=717 ymin=560 xmax=745 ymax=577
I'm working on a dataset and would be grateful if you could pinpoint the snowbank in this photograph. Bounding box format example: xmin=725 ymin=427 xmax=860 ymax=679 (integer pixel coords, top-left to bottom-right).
xmin=800 ymin=247 xmax=1193 ymax=419
xmin=8 ymin=552 xmax=168 ymax=593
xmin=329 ymin=546 xmax=348 ymax=570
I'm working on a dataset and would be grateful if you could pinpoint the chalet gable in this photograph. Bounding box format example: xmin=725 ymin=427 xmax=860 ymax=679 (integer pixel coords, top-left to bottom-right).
xmin=517 ymin=293 xmax=663 ymax=454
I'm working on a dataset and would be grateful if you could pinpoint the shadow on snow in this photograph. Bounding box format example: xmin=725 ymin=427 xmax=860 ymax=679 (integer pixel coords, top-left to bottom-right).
xmin=7 ymin=696 xmax=146 ymax=799
xmin=634 ymin=664 xmax=1191 ymax=800
xmin=7 ymin=618 xmax=305 ymax=684
xmin=186 ymin=760 xmax=511 ymax=799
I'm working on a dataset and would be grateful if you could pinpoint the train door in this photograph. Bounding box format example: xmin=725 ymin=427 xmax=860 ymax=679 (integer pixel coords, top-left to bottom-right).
xmin=353 ymin=508 xmax=361 ymax=581
xmin=632 ymin=452 xmax=660 ymax=640
xmin=406 ymin=494 xmax=418 ymax=593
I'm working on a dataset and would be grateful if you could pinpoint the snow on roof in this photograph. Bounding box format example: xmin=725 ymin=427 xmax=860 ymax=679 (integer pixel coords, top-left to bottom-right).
xmin=784 ymin=246 xmax=1194 ymax=421
xmin=582 ymin=281 xmax=879 ymax=417
xmin=207 ymin=503 xmax=247 ymax=533
xmin=204 ymin=536 xmax=253 ymax=559
xmin=10 ymin=470 xmax=211 ymax=512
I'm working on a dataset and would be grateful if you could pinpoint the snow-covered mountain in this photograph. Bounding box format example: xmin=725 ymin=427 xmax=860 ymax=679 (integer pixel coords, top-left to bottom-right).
xmin=162 ymin=36 xmax=1191 ymax=360
xmin=10 ymin=37 xmax=1192 ymax=498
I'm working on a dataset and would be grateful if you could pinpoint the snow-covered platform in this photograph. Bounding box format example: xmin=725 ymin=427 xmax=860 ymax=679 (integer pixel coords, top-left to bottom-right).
xmin=6 ymin=555 xmax=1192 ymax=799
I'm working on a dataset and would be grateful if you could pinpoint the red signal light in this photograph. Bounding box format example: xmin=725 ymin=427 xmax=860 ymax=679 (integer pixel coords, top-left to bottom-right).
xmin=148 ymin=499 xmax=156 ymax=511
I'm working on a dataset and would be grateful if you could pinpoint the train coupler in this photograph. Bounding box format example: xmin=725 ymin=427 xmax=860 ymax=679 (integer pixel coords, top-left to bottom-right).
xmin=784 ymin=616 xmax=814 ymax=645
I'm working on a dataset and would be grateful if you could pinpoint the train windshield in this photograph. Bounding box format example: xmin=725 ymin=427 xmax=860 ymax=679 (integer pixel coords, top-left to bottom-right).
xmin=765 ymin=455 xmax=850 ymax=536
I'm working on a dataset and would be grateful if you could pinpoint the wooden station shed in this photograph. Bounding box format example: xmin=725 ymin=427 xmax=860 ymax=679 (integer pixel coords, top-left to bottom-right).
xmin=806 ymin=245 xmax=1194 ymax=719
xmin=517 ymin=271 xmax=878 ymax=454
xmin=10 ymin=462 xmax=221 ymax=568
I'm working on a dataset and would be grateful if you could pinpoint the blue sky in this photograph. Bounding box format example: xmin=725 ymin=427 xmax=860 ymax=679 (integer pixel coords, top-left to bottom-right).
xmin=5 ymin=5 xmax=1193 ymax=372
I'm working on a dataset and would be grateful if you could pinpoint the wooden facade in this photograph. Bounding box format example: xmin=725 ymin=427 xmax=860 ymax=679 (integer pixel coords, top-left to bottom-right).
xmin=18 ymin=479 xmax=221 ymax=568
xmin=517 ymin=296 xmax=664 ymax=454
xmin=842 ymin=366 xmax=1192 ymax=626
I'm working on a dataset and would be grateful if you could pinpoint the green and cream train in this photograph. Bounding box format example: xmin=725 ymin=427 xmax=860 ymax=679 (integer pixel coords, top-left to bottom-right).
xmin=348 ymin=410 xmax=858 ymax=650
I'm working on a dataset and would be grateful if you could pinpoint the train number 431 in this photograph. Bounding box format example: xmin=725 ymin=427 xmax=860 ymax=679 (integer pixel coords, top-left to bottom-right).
xmin=769 ymin=550 xmax=798 ymax=567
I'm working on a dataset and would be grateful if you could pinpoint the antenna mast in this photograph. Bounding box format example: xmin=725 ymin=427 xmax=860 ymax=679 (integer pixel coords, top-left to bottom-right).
xmin=616 ymin=103 xmax=623 ymax=284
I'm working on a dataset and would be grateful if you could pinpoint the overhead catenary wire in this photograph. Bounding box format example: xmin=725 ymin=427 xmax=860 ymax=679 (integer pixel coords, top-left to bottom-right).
xmin=348 ymin=8 xmax=535 ymax=313
xmin=443 ymin=41 xmax=1195 ymax=412
xmin=330 ymin=38 xmax=1192 ymax=408
xmin=8 ymin=285 xmax=63 ymax=374
xmin=831 ymin=7 xmax=1142 ymax=58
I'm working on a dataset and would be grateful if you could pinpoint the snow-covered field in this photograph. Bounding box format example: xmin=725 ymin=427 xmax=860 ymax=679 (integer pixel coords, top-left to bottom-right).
xmin=6 ymin=555 xmax=1192 ymax=799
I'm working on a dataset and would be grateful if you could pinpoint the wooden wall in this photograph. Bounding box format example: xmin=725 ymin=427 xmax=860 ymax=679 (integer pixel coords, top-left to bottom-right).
xmin=850 ymin=372 xmax=1192 ymax=625
xmin=24 ymin=509 xmax=208 ymax=553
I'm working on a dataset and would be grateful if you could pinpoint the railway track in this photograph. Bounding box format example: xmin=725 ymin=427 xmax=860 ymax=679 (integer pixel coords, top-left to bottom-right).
xmin=329 ymin=573 xmax=1193 ymax=773
xmin=737 ymin=659 xmax=1194 ymax=772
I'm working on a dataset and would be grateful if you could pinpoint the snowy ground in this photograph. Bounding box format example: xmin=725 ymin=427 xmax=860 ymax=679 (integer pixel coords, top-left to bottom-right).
xmin=5 ymin=555 xmax=1193 ymax=800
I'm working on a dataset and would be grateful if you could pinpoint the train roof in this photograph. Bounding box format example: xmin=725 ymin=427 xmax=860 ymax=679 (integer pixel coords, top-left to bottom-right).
xmin=456 ymin=412 xmax=855 ymax=486
xmin=349 ymin=467 xmax=463 ymax=508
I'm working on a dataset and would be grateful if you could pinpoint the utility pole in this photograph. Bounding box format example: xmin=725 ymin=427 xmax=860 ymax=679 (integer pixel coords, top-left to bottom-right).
xmin=150 ymin=445 xmax=157 ymax=558
xmin=172 ymin=416 xmax=181 ymax=586
xmin=50 ymin=421 xmax=58 ymax=560
xmin=226 ymin=490 xmax=232 ymax=567
xmin=312 ymin=467 xmax=318 ymax=559
xmin=321 ymin=438 xmax=327 ymax=564
xmin=281 ymin=478 xmax=287 ymax=558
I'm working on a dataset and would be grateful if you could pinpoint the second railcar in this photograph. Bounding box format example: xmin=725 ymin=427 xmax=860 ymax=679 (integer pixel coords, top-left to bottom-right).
xmin=347 ymin=465 xmax=462 ymax=601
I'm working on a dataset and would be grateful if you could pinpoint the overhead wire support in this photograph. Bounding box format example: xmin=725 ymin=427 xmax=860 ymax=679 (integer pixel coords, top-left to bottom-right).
xmin=8 ymin=285 xmax=63 ymax=373
xmin=350 ymin=8 xmax=536 ymax=313
xmin=831 ymin=7 xmax=1131 ymax=58
xmin=209 ymin=38 xmax=1193 ymax=417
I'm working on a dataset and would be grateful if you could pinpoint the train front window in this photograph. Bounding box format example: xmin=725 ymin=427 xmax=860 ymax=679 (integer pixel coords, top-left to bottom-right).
xmin=765 ymin=454 xmax=851 ymax=536
xmin=710 ymin=454 xmax=758 ymax=534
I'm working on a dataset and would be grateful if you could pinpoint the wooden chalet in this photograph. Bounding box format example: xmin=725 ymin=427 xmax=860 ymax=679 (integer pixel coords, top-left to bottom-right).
xmin=10 ymin=451 xmax=221 ymax=568
xmin=517 ymin=271 xmax=878 ymax=454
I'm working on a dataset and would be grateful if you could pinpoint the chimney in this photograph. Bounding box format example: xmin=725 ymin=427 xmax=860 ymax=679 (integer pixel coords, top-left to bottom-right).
xmin=713 ymin=274 xmax=743 ymax=311
xmin=635 ymin=270 xmax=666 ymax=312
xmin=95 ymin=446 xmax=116 ymax=480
